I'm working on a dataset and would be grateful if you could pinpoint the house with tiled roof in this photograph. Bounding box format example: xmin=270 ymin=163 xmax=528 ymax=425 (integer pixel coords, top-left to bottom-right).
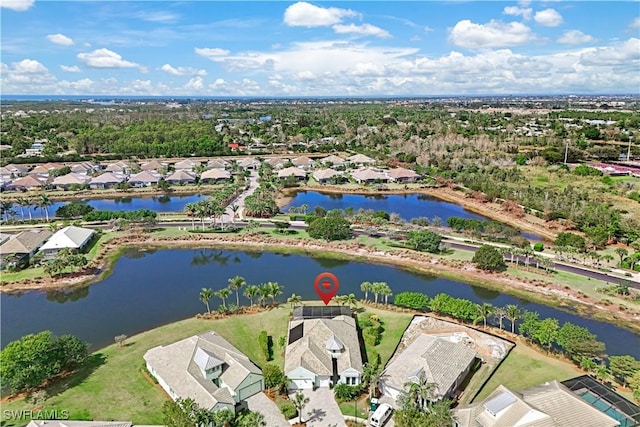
xmin=89 ymin=172 xmax=125 ymax=189
xmin=350 ymin=168 xmax=388 ymax=184
xmin=346 ymin=153 xmax=375 ymax=166
xmin=144 ymin=331 xmax=264 ymax=414
xmin=277 ymin=167 xmax=307 ymax=180
xmin=285 ymin=311 xmax=363 ymax=390
xmin=0 ymin=229 xmax=52 ymax=268
xmin=379 ymin=333 xmax=477 ymax=403
xmin=6 ymin=174 xmax=47 ymax=191
xmin=454 ymin=381 xmax=621 ymax=427
xmin=200 ymin=169 xmax=231 ymax=183
xmin=387 ymin=167 xmax=421 ymax=183
xmin=312 ymin=168 xmax=341 ymax=184
xmin=128 ymin=170 xmax=162 ymax=187
xmin=38 ymin=225 xmax=95 ymax=259
xmin=52 ymin=172 xmax=91 ymax=190
xmin=174 ymin=159 xmax=199 ymax=171
xmin=166 ymin=170 xmax=196 ymax=185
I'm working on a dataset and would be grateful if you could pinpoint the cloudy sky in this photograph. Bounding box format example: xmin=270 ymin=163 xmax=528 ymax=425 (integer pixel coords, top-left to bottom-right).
xmin=1 ymin=0 xmax=639 ymax=96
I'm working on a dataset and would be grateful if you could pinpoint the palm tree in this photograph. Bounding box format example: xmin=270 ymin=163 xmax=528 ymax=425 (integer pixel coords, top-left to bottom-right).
xmin=380 ymin=284 xmax=393 ymax=305
xmin=427 ymin=399 xmax=454 ymax=427
xmin=300 ymin=203 xmax=309 ymax=215
xmin=184 ymin=202 xmax=198 ymax=229
xmin=236 ymin=411 xmax=266 ymax=427
xmin=405 ymin=371 xmax=436 ymax=410
xmin=0 ymin=200 xmax=14 ymax=222
xmin=228 ymin=275 xmax=246 ymax=307
xmin=615 ymin=247 xmax=628 ymax=267
xmin=230 ymin=204 xmax=240 ymax=225
xmin=505 ymin=304 xmax=521 ymax=334
xmin=360 ymin=281 xmax=372 ymax=302
xmin=38 ymin=194 xmax=52 ymax=222
xmin=292 ymin=391 xmax=310 ymax=424
xmin=244 ymin=285 xmax=260 ymax=306
xmin=493 ymin=307 xmax=507 ymax=331
xmin=199 ymin=288 xmax=214 ymax=314
xmin=258 ymin=283 xmax=271 ymax=307
xmin=267 ymin=281 xmax=284 ymax=305
xmin=334 ymin=295 xmax=347 ymax=306
xmin=15 ymin=197 xmax=29 ymax=220
xmin=195 ymin=201 xmax=207 ymax=231
xmin=215 ymin=287 xmax=231 ymax=309
xmin=287 ymin=293 xmax=302 ymax=309
xmin=371 ymin=282 xmax=386 ymax=304
xmin=477 ymin=303 xmax=494 ymax=329
xmin=362 ymin=361 xmax=382 ymax=399
xmin=343 ymin=293 xmax=357 ymax=308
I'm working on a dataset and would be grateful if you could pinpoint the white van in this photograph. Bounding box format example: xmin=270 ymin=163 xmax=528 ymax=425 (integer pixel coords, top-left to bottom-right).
xmin=369 ymin=403 xmax=393 ymax=427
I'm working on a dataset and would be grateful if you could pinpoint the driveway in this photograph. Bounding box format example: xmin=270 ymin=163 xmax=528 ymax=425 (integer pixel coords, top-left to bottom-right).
xmin=245 ymin=392 xmax=290 ymax=427
xmin=295 ymin=388 xmax=346 ymax=427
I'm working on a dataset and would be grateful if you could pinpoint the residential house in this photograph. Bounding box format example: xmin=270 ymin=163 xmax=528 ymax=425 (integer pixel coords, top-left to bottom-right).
xmin=277 ymin=167 xmax=307 ymax=181
xmin=104 ymin=161 xmax=134 ymax=176
xmin=166 ymin=170 xmax=197 ymax=185
xmin=312 ymin=168 xmax=341 ymax=184
xmin=38 ymin=225 xmax=95 ymax=259
xmin=29 ymin=163 xmax=60 ymax=178
xmin=200 ymin=169 xmax=231 ymax=184
xmin=454 ymin=381 xmax=622 ymax=427
xmin=144 ymin=331 xmax=264 ymax=414
xmin=379 ymin=334 xmax=477 ymax=403
xmin=3 ymin=163 xmax=29 ymax=177
xmin=264 ymin=157 xmax=288 ymax=170
xmin=174 ymin=159 xmax=199 ymax=172
xmin=6 ymin=174 xmax=47 ymax=191
xmin=70 ymin=162 xmax=100 ymax=176
xmin=89 ymin=172 xmax=124 ymax=189
xmin=140 ymin=160 xmax=166 ymax=172
xmin=236 ymin=158 xmax=260 ymax=170
xmin=292 ymin=156 xmax=315 ymax=170
xmin=128 ymin=170 xmax=163 ymax=187
xmin=319 ymin=154 xmax=347 ymax=168
xmin=346 ymin=154 xmax=375 ymax=166
xmin=0 ymin=229 xmax=52 ymax=268
xmin=0 ymin=167 xmax=14 ymax=181
xmin=350 ymin=168 xmax=388 ymax=184
xmin=387 ymin=167 xmax=422 ymax=183
xmin=207 ymin=158 xmax=230 ymax=170
xmin=285 ymin=308 xmax=363 ymax=390
xmin=52 ymin=173 xmax=91 ymax=190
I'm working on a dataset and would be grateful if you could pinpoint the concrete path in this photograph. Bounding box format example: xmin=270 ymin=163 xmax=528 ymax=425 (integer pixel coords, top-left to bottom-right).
xmin=245 ymin=392 xmax=290 ymax=427
xmin=294 ymin=388 xmax=347 ymax=427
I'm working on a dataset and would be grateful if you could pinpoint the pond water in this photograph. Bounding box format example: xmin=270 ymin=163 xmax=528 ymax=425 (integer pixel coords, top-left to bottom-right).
xmin=17 ymin=194 xmax=208 ymax=219
xmin=283 ymin=191 xmax=542 ymax=241
xmin=1 ymin=249 xmax=637 ymax=356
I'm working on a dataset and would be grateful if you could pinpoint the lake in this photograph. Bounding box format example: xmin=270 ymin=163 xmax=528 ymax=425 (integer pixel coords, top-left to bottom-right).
xmin=1 ymin=249 xmax=637 ymax=356
xmin=283 ymin=191 xmax=542 ymax=241
xmin=17 ymin=194 xmax=208 ymax=219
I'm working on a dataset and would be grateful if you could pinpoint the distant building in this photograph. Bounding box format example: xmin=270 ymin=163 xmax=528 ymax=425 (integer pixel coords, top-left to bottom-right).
xmin=278 ymin=167 xmax=307 ymax=180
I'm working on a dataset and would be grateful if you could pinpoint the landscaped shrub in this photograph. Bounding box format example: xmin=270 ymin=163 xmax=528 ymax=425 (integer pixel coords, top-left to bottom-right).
xmin=394 ymin=292 xmax=430 ymax=310
xmin=533 ymin=242 xmax=544 ymax=252
xmin=258 ymin=330 xmax=272 ymax=361
xmin=280 ymin=402 xmax=297 ymax=419
xmin=334 ymin=383 xmax=362 ymax=402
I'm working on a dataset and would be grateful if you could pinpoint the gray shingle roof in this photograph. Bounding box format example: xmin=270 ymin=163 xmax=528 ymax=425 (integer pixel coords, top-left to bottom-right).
xmin=0 ymin=229 xmax=52 ymax=255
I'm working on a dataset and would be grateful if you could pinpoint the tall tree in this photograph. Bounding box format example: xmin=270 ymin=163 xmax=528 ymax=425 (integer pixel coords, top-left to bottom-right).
xmin=505 ymin=304 xmax=521 ymax=334
xmin=228 ymin=275 xmax=246 ymax=307
xmin=476 ymin=303 xmax=494 ymax=329
xmin=215 ymin=287 xmax=232 ymax=310
xmin=292 ymin=391 xmax=310 ymax=424
xmin=243 ymin=285 xmax=260 ymax=307
xmin=533 ymin=318 xmax=559 ymax=353
xmin=405 ymin=370 xmax=436 ymax=410
xmin=287 ymin=293 xmax=302 ymax=309
xmin=199 ymin=288 xmax=214 ymax=314
xmin=360 ymin=281 xmax=372 ymax=302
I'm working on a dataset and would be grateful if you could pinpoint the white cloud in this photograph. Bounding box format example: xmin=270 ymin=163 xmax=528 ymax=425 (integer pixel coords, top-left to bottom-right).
xmin=160 ymin=64 xmax=206 ymax=76
xmin=283 ymin=2 xmax=358 ymax=27
xmin=630 ymin=17 xmax=640 ymax=30
xmin=58 ymin=78 xmax=95 ymax=92
xmin=1 ymin=59 xmax=57 ymax=93
xmin=77 ymin=48 xmax=147 ymax=72
xmin=194 ymin=47 xmax=230 ymax=59
xmin=424 ymin=26 xmax=434 ymax=33
xmin=46 ymin=33 xmax=74 ymax=46
xmin=332 ymin=23 xmax=391 ymax=39
xmin=503 ymin=5 xmax=532 ymax=20
xmin=558 ymin=30 xmax=595 ymax=45
xmin=135 ymin=11 xmax=179 ymax=23
xmin=449 ymin=20 xmax=534 ymax=49
xmin=184 ymin=76 xmax=204 ymax=90
xmin=0 ymin=0 xmax=34 ymax=11
xmin=534 ymin=9 xmax=563 ymax=27
xmin=579 ymin=38 xmax=640 ymax=66
xmin=60 ymin=65 xmax=81 ymax=72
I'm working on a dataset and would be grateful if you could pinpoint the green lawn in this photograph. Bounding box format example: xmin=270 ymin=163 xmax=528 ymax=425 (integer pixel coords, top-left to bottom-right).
xmin=359 ymin=305 xmax=413 ymax=366
xmin=473 ymin=342 xmax=581 ymax=401
xmin=0 ymin=306 xmax=291 ymax=425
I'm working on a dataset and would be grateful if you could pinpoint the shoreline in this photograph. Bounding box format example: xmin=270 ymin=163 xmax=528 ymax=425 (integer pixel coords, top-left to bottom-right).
xmin=2 ymin=232 xmax=638 ymax=334
xmin=278 ymin=185 xmax=559 ymax=241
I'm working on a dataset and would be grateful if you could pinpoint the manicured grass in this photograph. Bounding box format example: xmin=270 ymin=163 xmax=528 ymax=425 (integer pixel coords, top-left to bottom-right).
xmin=473 ymin=342 xmax=581 ymax=402
xmin=0 ymin=306 xmax=291 ymax=425
xmin=358 ymin=305 xmax=413 ymax=366
xmin=338 ymin=396 xmax=369 ymax=419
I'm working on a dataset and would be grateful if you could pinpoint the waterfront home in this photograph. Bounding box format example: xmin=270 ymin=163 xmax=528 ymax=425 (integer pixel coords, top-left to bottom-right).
xmin=312 ymin=168 xmax=341 ymax=184
xmin=387 ymin=167 xmax=422 ymax=183
xmin=237 ymin=157 xmax=260 ymax=170
xmin=6 ymin=174 xmax=47 ymax=191
xmin=140 ymin=160 xmax=167 ymax=172
xmin=285 ymin=306 xmax=363 ymax=390
xmin=319 ymin=154 xmax=347 ymax=168
xmin=277 ymin=167 xmax=307 ymax=181
xmin=174 ymin=159 xmax=199 ymax=172
xmin=104 ymin=161 xmax=134 ymax=175
xmin=128 ymin=170 xmax=163 ymax=187
xmin=89 ymin=172 xmax=124 ymax=189
xmin=264 ymin=157 xmax=288 ymax=170
xmin=200 ymin=169 xmax=231 ymax=183
xmin=70 ymin=162 xmax=100 ymax=175
xmin=0 ymin=229 xmax=52 ymax=268
xmin=166 ymin=170 xmax=196 ymax=185
xmin=38 ymin=225 xmax=95 ymax=259
xmin=346 ymin=153 xmax=375 ymax=166
xmin=207 ymin=158 xmax=230 ymax=170
xmin=144 ymin=331 xmax=264 ymax=414
xmin=52 ymin=172 xmax=91 ymax=190
xmin=350 ymin=168 xmax=388 ymax=184
xmin=29 ymin=163 xmax=60 ymax=177
xmin=379 ymin=334 xmax=477 ymax=404
xmin=454 ymin=381 xmax=622 ymax=427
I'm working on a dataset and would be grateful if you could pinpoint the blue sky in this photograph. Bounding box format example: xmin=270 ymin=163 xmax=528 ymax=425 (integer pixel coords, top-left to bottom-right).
xmin=1 ymin=1 xmax=639 ymax=96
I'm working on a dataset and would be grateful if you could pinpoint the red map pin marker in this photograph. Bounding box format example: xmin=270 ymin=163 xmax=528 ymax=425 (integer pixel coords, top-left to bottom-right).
xmin=314 ymin=272 xmax=339 ymax=305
